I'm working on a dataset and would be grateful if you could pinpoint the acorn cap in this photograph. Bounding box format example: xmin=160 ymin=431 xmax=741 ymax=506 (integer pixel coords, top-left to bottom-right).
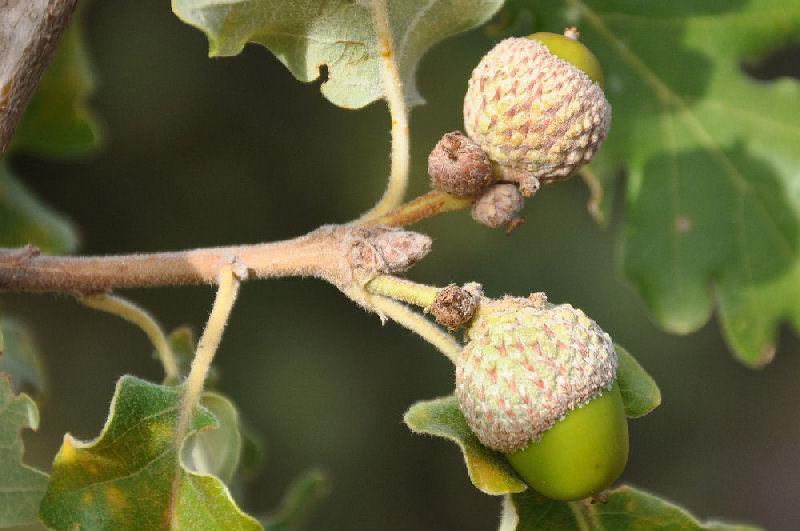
xmin=455 ymin=294 xmax=617 ymax=453
xmin=463 ymin=37 xmax=611 ymax=186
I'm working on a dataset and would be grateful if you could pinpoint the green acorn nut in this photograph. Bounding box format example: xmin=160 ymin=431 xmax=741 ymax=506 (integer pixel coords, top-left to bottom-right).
xmin=455 ymin=294 xmax=628 ymax=501
xmin=463 ymin=32 xmax=611 ymax=195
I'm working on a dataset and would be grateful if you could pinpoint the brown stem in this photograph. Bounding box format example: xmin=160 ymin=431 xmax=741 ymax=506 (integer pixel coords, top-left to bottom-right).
xmin=0 ymin=225 xmax=432 ymax=294
xmin=367 ymin=190 xmax=474 ymax=227
xmin=0 ymin=0 xmax=79 ymax=155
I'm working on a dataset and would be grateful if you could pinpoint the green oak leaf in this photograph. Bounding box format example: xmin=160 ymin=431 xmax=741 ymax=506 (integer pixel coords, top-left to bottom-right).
xmin=500 ymin=485 xmax=760 ymax=531
xmin=262 ymin=469 xmax=330 ymax=531
xmin=0 ymin=317 xmax=47 ymax=396
xmin=404 ymin=395 xmax=527 ymax=495
xmin=39 ymin=375 xmax=260 ymax=530
xmin=171 ymin=0 xmax=503 ymax=109
xmin=184 ymin=391 xmax=243 ymax=484
xmin=0 ymin=374 xmax=49 ymax=528
xmin=0 ymin=162 xmax=78 ymax=254
xmin=10 ymin=17 xmax=102 ymax=157
xmin=615 ymin=344 xmax=660 ymax=418
xmin=525 ymin=0 xmax=800 ymax=366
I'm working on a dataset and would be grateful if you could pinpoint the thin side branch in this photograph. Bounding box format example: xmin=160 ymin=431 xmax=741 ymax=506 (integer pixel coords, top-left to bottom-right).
xmin=367 ymin=190 xmax=474 ymax=227
xmin=358 ymin=0 xmax=411 ymax=222
xmin=79 ymin=293 xmax=179 ymax=381
xmin=0 ymin=0 xmax=79 ymax=154
xmin=367 ymin=293 xmax=461 ymax=363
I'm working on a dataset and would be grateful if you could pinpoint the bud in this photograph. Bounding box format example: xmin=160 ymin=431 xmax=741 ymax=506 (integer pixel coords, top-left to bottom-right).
xmin=428 ymin=131 xmax=493 ymax=196
xmin=471 ymin=183 xmax=524 ymax=230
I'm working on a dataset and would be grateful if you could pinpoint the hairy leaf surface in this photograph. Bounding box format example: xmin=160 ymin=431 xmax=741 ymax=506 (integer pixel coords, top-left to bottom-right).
xmin=404 ymin=395 xmax=527 ymax=495
xmin=171 ymin=0 xmax=503 ymax=109
xmin=39 ymin=376 xmax=260 ymax=530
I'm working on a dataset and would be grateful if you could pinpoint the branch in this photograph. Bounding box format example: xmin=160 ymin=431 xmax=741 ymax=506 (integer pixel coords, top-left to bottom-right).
xmin=0 ymin=0 xmax=79 ymax=155
xmin=0 ymin=225 xmax=431 ymax=294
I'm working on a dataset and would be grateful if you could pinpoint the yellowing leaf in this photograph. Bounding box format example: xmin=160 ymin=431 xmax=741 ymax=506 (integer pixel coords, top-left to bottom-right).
xmin=39 ymin=376 xmax=260 ymax=530
xmin=404 ymin=395 xmax=527 ymax=495
xmin=171 ymin=0 xmax=504 ymax=109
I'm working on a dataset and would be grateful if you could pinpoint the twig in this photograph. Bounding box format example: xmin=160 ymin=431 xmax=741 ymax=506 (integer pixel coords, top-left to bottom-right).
xmin=367 ymin=190 xmax=474 ymax=227
xmin=0 ymin=225 xmax=431 ymax=294
xmin=0 ymin=0 xmax=79 ymax=154
xmin=357 ymin=0 xmax=411 ymax=222
xmin=79 ymin=293 xmax=179 ymax=381
xmin=366 ymin=293 xmax=461 ymax=363
xmin=366 ymin=274 xmax=440 ymax=308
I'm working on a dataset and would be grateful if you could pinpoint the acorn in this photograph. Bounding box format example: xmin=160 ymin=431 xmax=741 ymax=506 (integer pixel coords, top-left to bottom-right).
xmin=462 ymin=30 xmax=611 ymax=195
xmin=455 ymin=293 xmax=628 ymax=500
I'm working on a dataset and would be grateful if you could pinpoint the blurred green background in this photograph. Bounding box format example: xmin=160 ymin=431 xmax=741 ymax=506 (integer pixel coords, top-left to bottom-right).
xmin=4 ymin=1 xmax=800 ymax=529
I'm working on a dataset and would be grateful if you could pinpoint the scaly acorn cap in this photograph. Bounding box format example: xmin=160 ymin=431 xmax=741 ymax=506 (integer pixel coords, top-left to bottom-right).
xmin=463 ymin=37 xmax=611 ymax=189
xmin=455 ymin=294 xmax=617 ymax=453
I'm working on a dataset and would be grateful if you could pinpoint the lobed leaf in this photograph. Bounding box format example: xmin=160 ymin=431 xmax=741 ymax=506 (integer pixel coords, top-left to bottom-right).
xmin=39 ymin=375 xmax=260 ymax=530
xmin=404 ymin=395 xmax=527 ymax=495
xmin=500 ymin=485 xmax=760 ymax=530
xmin=171 ymin=0 xmax=504 ymax=109
xmin=522 ymin=0 xmax=800 ymax=366
xmin=0 ymin=375 xmax=49 ymax=528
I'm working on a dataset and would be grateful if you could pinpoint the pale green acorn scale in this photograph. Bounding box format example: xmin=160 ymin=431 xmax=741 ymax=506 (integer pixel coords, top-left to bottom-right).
xmin=462 ymin=32 xmax=611 ymax=194
xmin=455 ymin=294 xmax=629 ymax=501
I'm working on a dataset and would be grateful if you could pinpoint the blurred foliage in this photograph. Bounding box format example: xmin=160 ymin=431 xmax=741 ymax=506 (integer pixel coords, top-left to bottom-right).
xmin=10 ymin=20 xmax=102 ymax=158
xmin=503 ymin=486 xmax=759 ymax=530
xmin=0 ymin=376 xmax=48 ymax=528
xmin=0 ymin=317 xmax=46 ymax=396
xmin=522 ymin=0 xmax=800 ymax=367
xmin=1 ymin=0 xmax=800 ymax=529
